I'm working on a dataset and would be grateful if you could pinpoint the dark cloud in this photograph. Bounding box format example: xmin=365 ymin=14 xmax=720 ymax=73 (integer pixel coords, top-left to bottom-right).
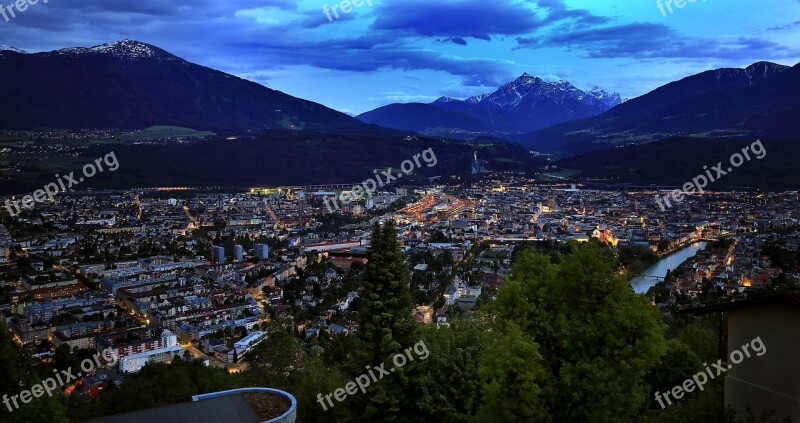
xmin=0 ymin=0 xmax=619 ymax=87
xmin=437 ymin=37 xmax=468 ymax=46
xmin=535 ymin=0 xmax=610 ymax=27
xmin=371 ymin=0 xmax=543 ymax=39
xmin=518 ymin=22 xmax=796 ymax=60
xmin=768 ymin=20 xmax=800 ymax=31
xmin=230 ymin=35 xmax=515 ymax=86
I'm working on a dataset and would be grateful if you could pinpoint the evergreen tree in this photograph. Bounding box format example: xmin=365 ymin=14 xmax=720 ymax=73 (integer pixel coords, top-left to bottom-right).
xmin=348 ymin=221 xmax=418 ymax=421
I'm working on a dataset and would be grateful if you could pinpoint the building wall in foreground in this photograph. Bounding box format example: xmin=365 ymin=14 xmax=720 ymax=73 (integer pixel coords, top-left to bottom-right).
xmin=726 ymin=304 xmax=800 ymax=421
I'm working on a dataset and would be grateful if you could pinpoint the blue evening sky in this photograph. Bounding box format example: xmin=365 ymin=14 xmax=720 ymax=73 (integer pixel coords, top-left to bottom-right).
xmin=1 ymin=0 xmax=798 ymax=114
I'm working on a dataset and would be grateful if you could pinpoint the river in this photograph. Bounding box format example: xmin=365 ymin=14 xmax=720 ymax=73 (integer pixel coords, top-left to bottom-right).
xmin=630 ymin=242 xmax=708 ymax=294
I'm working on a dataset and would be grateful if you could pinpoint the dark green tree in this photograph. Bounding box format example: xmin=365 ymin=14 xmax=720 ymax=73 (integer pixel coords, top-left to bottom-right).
xmin=485 ymin=242 xmax=667 ymax=422
xmin=478 ymin=320 xmax=548 ymax=422
xmin=291 ymin=353 xmax=351 ymax=423
xmin=0 ymin=327 xmax=69 ymax=422
xmin=245 ymin=329 xmax=302 ymax=389
xmin=53 ymin=344 xmax=79 ymax=372
xmin=66 ymin=360 xmax=237 ymax=420
xmin=412 ymin=321 xmax=486 ymax=422
xmin=348 ymin=221 xmax=418 ymax=421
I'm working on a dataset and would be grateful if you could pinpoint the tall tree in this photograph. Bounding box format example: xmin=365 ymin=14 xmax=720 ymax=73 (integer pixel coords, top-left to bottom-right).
xmin=348 ymin=221 xmax=418 ymax=421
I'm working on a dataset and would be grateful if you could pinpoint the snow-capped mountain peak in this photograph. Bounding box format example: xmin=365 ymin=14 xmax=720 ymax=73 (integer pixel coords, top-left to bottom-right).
xmin=743 ymin=61 xmax=789 ymax=85
xmin=54 ymin=39 xmax=173 ymax=60
xmin=90 ymin=40 xmax=161 ymax=57
xmin=464 ymin=93 xmax=489 ymax=104
xmin=586 ymin=86 xmax=623 ymax=108
xmin=0 ymin=44 xmax=28 ymax=54
xmin=425 ymin=73 xmax=621 ymax=127
xmin=475 ymin=73 xmax=621 ymax=111
xmin=433 ymin=96 xmax=462 ymax=104
xmin=515 ymin=73 xmax=545 ymax=85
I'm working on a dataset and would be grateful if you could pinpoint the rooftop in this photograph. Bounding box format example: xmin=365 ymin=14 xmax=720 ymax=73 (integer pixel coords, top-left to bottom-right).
xmin=81 ymin=388 xmax=296 ymax=423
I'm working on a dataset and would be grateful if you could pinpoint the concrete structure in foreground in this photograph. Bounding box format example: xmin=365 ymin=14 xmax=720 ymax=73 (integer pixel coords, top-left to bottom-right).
xmin=193 ymin=388 xmax=297 ymax=423
xmin=723 ymin=294 xmax=800 ymax=421
xmin=81 ymin=387 xmax=297 ymax=423
xmin=687 ymin=292 xmax=800 ymax=422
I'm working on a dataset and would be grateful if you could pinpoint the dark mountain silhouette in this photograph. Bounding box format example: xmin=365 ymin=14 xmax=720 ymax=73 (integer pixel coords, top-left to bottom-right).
xmin=516 ymin=61 xmax=792 ymax=156
xmin=357 ymin=74 xmax=621 ymax=137
xmin=0 ymin=40 xmax=373 ymax=133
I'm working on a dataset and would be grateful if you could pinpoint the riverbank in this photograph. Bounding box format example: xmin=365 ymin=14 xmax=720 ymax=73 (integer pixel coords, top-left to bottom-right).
xmin=631 ymin=242 xmax=708 ymax=294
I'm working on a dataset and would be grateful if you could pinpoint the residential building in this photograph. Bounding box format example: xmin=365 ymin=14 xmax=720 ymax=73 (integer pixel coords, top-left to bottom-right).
xmin=212 ymin=246 xmax=225 ymax=264
xmin=255 ymin=243 xmax=269 ymax=260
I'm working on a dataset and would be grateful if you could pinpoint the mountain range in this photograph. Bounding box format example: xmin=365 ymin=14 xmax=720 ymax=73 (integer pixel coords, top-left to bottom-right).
xmin=0 ymin=40 xmax=542 ymax=193
xmin=0 ymin=40 xmax=375 ymax=133
xmin=2 ymin=39 xmax=799 ymax=190
xmin=515 ymin=61 xmax=793 ymax=156
xmin=421 ymin=59 xmax=798 ymax=189
xmin=357 ymin=74 xmax=622 ymax=137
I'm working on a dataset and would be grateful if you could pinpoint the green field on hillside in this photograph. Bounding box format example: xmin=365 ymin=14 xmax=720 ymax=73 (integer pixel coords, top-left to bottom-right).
xmin=117 ymin=126 xmax=216 ymax=141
